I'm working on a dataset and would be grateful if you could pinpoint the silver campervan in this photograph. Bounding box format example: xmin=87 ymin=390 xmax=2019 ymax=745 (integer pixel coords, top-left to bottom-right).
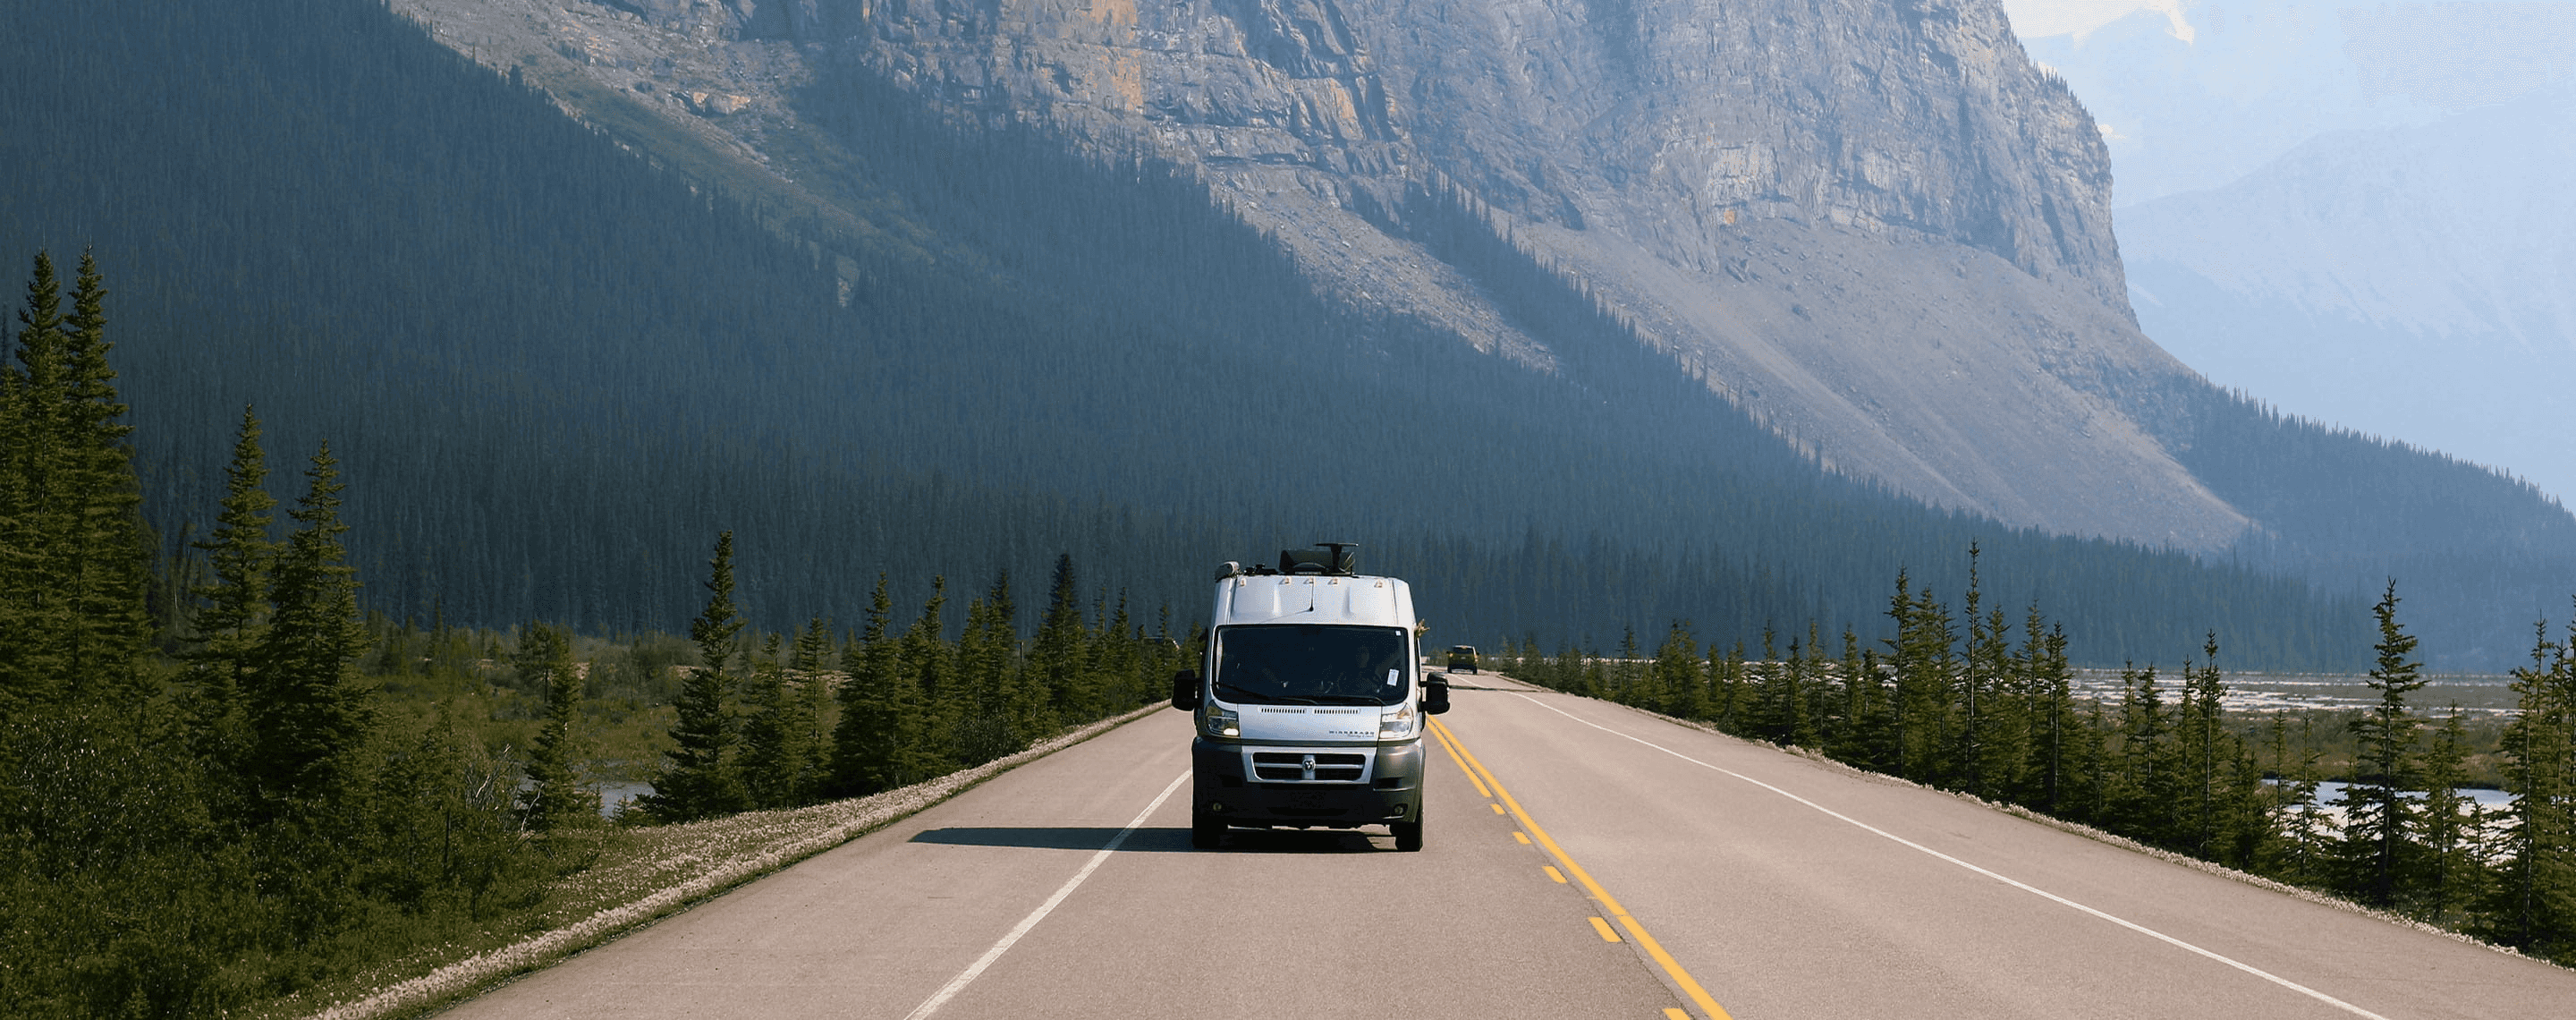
xmin=1171 ymin=543 xmax=1451 ymax=851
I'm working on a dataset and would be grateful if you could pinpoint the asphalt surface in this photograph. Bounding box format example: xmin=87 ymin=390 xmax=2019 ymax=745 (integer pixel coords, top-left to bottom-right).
xmin=443 ymin=676 xmax=2576 ymax=1018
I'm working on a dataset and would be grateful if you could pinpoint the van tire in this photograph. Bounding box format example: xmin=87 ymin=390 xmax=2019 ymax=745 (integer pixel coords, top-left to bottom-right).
xmin=1191 ymin=810 xmax=1225 ymax=849
xmin=1392 ymin=820 xmax=1423 ymax=852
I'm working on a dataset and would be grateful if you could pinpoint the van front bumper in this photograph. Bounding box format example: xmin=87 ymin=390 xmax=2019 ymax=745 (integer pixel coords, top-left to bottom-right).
xmin=1191 ymin=736 xmax=1425 ymax=829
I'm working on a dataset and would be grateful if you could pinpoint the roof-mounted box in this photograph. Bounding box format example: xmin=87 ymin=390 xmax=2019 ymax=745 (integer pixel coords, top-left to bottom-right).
xmin=1279 ymin=541 xmax=1359 ymax=576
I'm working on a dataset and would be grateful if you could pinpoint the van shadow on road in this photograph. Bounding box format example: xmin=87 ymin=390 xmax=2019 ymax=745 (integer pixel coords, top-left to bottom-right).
xmin=910 ymin=826 xmax=1387 ymax=854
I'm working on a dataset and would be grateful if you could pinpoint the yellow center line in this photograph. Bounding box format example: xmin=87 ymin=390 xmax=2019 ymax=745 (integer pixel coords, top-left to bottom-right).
xmin=1432 ymin=717 xmax=1735 ymax=1020
xmin=1491 ymin=803 xmax=1505 ymax=814
xmin=1514 ymin=831 xmax=1532 ymax=844
xmin=1430 ymin=722 xmax=1494 ymax=798
xmin=1666 ymin=1010 xmax=1692 ymax=1020
xmin=1545 ymin=865 xmax=1569 ymax=884
xmin=1589 ymin=916 xmax=1623 ymax=942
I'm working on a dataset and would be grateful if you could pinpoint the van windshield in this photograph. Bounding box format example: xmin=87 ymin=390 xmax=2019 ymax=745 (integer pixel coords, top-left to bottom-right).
xmin=1212 ymin=625 xmax=1410 ymax=706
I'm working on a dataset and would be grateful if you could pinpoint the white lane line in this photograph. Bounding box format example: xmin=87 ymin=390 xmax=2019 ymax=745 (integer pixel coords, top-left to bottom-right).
xmin=902 ymin=769 xmax=1192 ymax=1020
xmin=1514 ymin=693 xmax=2395 ymax=1020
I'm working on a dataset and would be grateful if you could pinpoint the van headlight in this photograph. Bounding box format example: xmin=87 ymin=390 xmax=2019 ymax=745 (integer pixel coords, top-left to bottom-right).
xmin=1378 ymin=703 xmax=1416 ymax=738
xmin=1201 ymin=705 xmax=1240 ymax=738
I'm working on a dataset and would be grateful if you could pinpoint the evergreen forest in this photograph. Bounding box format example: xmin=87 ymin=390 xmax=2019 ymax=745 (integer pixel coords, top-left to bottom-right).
xmin=0 ymin=251 xmax=1186 ymax=1011
xmin=0 ymin=0 xmax=2568 ymax=669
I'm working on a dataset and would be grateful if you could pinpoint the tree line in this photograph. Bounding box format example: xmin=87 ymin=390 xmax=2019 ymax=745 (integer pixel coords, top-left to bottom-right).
xmin=1497 ymin=548 xmax=2576 ymax=963
xmin=0 ymin=251 xmax=1186 ymax=1015
xmin=2 ymin=251 xmax=556 ymax=1015
xmin=633 ymin=535 xmax=1188 ymax=824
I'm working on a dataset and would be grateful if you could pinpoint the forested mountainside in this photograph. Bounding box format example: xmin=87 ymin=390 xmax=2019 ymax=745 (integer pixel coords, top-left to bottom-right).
xmin=378 ymin=0 xmax=2576 ymax=665
xmin=417 ymin=0 xmax=2249 ymax=547
xmin=0 ymin=0 xmax=2412 ymax=667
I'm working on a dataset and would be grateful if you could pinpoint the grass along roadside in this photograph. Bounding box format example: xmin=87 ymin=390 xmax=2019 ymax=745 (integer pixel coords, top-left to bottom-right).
xmin=297 ymin=703 xmax=1165 ymax=1020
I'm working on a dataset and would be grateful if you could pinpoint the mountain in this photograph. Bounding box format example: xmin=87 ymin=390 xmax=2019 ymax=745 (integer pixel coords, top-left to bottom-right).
xmin=406 ymin=0 xmax=2260 ymax=548
xmin=2121 ymin=79 xmax=2576 ymax=505
xmin=372 ymin=0 xmax=2576 ymax=661
xmin=7 ymin=0 xmax=2571 ymax=667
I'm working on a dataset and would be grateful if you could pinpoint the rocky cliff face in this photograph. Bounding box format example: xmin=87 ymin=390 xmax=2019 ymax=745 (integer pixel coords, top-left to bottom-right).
xmin=396 ymin=0 xmax=2250 ymax=548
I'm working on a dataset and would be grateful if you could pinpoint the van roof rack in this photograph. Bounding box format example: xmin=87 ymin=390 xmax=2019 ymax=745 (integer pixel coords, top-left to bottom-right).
xmin=1279 ymin=541 xmax=1358 ymax=576
xmin=1217 ymin=542 xmax=1360 ymax=578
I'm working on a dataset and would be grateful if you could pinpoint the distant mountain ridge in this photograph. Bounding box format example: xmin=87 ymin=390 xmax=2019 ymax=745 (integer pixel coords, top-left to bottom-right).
xmin=2121 ymin=79 xmax=2576 ymax=504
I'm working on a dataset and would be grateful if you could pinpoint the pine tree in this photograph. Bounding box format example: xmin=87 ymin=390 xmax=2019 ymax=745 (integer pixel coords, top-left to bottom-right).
xmin=2279 ymin=713 xmax=2333 ymax=887
xmin=833 ymin=576 xmax=919 ymax=795
xmin=2337 ymin=581 xmax=2428 ymax=908
xmin=1884 ymin=572 xmax=1957 ymax=784
xmin=1708 ymin=641 xmax=1746 ymax=734
xmin=1612 ymin=625 xmax=1643 ymax=706
xmin=2065 ymin=701 xmax=2112 ymax=826
xmin=902 ymin=577 xmax=959 ymax=772
xmin=954 ymin=572 xmax=1024 ymax=763
xmin=1652 ymin=621 xmax=1703 ymax=721
xmin=246 ymin=442 xmax=375 ymax=807
xmin=739 ymin=632 xmax=806 ymax=809
xmin=1784 ymin=628 xmax=1820 ymax=747
xmin=1750 ymin=625 xmax=1787 ymax=738
xmin=2218 ymin=733 xmax=2278 ymax=871
xmin=2416 ymin=706 xmax=2484 ymax=922
xmin=0 ymin=251 xmax=70 ymax=706
xmin=791 ymin=615 xmax=835 ymax=799
xmin=0 ymin=250 xmax=149 ymax=710
xmin=1546 ymin=640 xmax=1580 ymax=695
xmin=1029 ymin=554 xmax=1091 ymax=726
xmin=2182 ymin=634 xmax=2229 ymax=858
xmin=645 ymin=531 xmax=747 ymax=821
xmin=1958 ymin=545 xmax=1994 ymax=796
xmin=1832 ymin=628 xmax=1877 ymax=762
xmin=2482 ymin=618 xmax=2576 ymax=959
xmin=183 ymin=405 xmax=275 ymax=762
xmin=1090 ymin=591 xmax=1142 ymax=710
xmin=2111 ymin=665 xmax=2177 ymax=846
xmin=51 ymin=250 xmax=153 ymax=705
xmin=517 ymin=621 xmax=597 ymax=832
xmin=2029 ymin=615 xmax=2074 ymax=814
xmin=1969 ymin=602 xmax=2027 ymax=803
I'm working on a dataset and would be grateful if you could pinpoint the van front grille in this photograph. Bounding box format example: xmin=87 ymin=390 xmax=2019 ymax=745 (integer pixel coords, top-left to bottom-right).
xmin=1250 ymin=751 xmax=1367 ymax=782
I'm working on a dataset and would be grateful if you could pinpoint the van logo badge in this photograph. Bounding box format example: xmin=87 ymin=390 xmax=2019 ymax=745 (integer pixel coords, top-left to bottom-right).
xmin=1301 ymin=754 xmax=1316 ymax=781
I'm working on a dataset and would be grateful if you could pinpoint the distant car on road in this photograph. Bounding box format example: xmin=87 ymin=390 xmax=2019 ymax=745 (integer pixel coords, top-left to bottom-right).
xmin=1446 ymin=645 xmax=1479 ymax=674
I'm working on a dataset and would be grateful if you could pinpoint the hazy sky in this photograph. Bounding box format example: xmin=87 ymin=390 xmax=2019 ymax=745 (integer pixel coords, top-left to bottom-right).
xmin=2000 ymin=0 xmax=2199 ymax=40
xmin=2000 ymin=0 xmax=2576 ymax=501
xmin=2001 ymin=0 xmax=2576 ymax=202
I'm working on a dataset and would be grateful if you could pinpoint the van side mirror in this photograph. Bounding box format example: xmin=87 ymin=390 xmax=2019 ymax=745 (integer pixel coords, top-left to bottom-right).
xmin=1171 ymin=669 xmax=1202 ymax=711
xmin=1420 ymin=675 xmax=1451 ymax=715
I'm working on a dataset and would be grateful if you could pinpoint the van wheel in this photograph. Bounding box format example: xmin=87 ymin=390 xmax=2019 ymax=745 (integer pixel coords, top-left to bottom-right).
xmin=1192 ymin=810 xmax=1225 ymax=849
xmin=1392 ymin=820 xmax=1423 ymax=852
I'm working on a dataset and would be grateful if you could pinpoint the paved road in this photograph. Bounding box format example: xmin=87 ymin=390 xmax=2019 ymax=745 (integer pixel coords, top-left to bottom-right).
xmin=445 ymin=677 xmax=2575 ymax=1018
